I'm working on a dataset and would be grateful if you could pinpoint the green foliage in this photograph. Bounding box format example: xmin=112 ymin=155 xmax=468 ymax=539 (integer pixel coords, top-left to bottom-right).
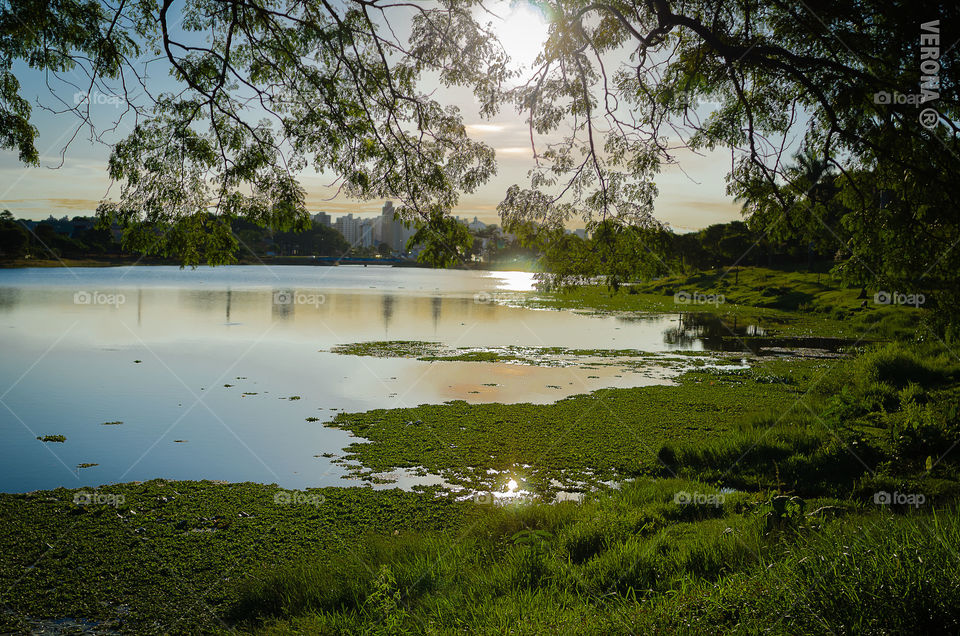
xmin=408 ymin=210 xmax=474 ymax=268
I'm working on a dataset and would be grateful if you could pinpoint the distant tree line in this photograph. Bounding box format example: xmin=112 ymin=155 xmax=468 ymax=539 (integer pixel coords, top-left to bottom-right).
xmin=0 ymin=211 xmax=360 ymax=261
xmin=0 ymin=211 xmax=541 ymax=265
xmin=513 ymin=216 xmax=842 ymax=292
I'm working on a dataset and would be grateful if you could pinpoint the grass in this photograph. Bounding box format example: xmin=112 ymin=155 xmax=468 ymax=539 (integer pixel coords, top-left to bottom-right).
xmin=0 ymin=482 xmax=464 ymax=633
xmin=522 ymin=266 xmax=926 ymax=340
xmin=236 ymin=480 xmax=960 ymax=635
xmin=3 ymin=476 xmax=958 ymax=634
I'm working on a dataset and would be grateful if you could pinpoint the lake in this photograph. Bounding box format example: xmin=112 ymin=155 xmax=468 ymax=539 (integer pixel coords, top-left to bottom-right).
xmin=0 ymin=266 xmax=720 ymax=493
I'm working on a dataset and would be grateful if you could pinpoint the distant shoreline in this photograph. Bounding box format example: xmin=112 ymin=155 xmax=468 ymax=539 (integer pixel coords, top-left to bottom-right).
xmin=0 ymin=256 xmax=533 ymax=272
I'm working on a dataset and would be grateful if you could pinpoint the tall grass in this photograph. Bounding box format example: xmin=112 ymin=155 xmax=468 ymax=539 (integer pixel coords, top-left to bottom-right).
xmin=237 ymin=486 xmax=960 ymax=634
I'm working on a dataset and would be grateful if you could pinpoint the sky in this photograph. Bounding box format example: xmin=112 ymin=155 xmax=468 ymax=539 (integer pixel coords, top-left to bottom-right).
xmin=0 ymin=1 xmax=742 ymax=232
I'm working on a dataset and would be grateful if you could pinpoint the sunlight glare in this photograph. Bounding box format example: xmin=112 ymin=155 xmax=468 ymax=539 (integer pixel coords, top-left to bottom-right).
xmin=488 ymin=1 xmax=550 ymax=71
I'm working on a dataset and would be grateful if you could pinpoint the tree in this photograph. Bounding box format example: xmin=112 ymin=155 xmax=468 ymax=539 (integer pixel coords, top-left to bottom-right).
xmin=408 ymin=212 xmax=473 ymax=268
xmin=0 ymin=212 xmax=29 ymax=258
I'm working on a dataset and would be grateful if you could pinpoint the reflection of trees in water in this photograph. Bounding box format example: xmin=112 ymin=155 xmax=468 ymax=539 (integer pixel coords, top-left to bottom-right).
xmin=431 ymin=296 xmax=442 ymax=331
xmin=381 ymin=294 xmax=395 ymax=332
xmin=615 ymin=314 xmax=665 ymax=325
xmin=663 ymin=312 xmax=766 ymax=351
xmin=0 ymin=287 xmax=21 ymax=313
xmin=182 ymin=289 xmax=229 ymax=312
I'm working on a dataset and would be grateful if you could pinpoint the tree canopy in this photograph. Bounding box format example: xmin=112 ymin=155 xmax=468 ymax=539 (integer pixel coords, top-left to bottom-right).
xmin=2 ymin=1 xmax=957 ymax=306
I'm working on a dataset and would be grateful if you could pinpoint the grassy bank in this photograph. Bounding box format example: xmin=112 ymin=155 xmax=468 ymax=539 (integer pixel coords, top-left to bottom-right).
xmin=3 ymin=478 xmax=958 ymax=634
xmin=0 ymin=483 xmax=464 ymax=633
xmin=522 ymin=266 xmax=926 ymax=340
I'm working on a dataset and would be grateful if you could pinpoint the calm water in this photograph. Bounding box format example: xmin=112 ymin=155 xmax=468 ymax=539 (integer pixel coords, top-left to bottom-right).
xmin=0 ymin=266 xmax=710 ymax=493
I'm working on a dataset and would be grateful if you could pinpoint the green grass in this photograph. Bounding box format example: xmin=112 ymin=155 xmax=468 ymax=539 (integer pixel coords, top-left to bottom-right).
xmin=0 ymin=482 xmax=464 ymax=633
xmin=4 ymin=477 xmax=958 ymax=634
xmin=522 ymin=266 xmax=926 ymax=340
xmin=237 ymin=480 xmax=960 ymax=635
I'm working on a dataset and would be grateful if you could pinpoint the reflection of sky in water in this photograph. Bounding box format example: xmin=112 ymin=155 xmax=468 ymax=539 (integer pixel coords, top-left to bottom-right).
xmin=0 ymin=266 xmax=707 ymax=493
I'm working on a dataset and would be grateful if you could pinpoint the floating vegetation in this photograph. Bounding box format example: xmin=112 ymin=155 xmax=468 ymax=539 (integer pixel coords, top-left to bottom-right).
xmin=287 ymin=396 xmax=301 ymax=401
xmin=305 ymin=417 xmax=319 ymax=422
xmin=76 ymin=463 xmax=98 ymax=469
xmin=224 ymin=384 xmax=234 ymax=388
xmin=36 ymin=435 xmax=66 ymax=443
xmin=325 ymin=360 xmax=814 ymax=495
xmin=101 ymin=421 xmax=123 ymax=426
xmin=329 ymin=340 xmax=683 ymax=369
xmin=173 ymin=440 xmax=187 ymax=443
xmin=331 ymin=340 xmax=443 ymax=358
xmin=133 ymin=360 xmax=142 ymax=363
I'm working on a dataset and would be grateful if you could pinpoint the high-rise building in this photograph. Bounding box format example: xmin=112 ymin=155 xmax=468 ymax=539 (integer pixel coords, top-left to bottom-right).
xmin=377 ymin=201 xmax=418 ymax=253
xmin=360 ymin=218 xmax=376 ymax=248
xmin=312 ymin=211 xmax=332 ymax=227
xmin=335 ymin=213 xmax=363 ymax=245
xmin=380 ymin=201 xmax=398 ymax=252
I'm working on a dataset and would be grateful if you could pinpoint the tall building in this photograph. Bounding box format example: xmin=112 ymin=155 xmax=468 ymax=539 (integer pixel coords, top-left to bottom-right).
xmin=312 ymin=211 xmax=332 ymax=227
xmin=335 ymin=213 xmax=363 ymax=245
xmin=378 ymin=201 xmax=417 ymax=253
xmin=360 ymin=218 xmax=376 ymax=248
